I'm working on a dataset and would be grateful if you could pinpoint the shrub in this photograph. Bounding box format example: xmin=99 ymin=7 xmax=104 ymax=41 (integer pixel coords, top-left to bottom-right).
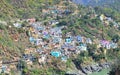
xmin=0 ymin=24 xmax=6 ymax=30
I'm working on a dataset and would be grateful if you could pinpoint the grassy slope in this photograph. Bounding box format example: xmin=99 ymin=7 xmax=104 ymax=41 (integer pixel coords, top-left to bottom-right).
xmin=0 ymin=24 xmax=31 ymax=61
xmin=89 ymin=69 xmax=110 ymax=75
xmin=0 ymin=0 xmax=50 ymax=20
xmin=0 ymin=0 xmax=16 ymax=20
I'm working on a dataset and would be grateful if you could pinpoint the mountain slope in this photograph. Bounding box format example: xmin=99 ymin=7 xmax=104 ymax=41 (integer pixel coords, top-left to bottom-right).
xmin=0 ymin=0 xmax=120 ymax=20
xmin=0 ymin=0 xmax=16 ymax=20
xmin=0 ymin=0 xmax=55 ymax=20
xmin=0 ymin=0 xmax=120 ymax=75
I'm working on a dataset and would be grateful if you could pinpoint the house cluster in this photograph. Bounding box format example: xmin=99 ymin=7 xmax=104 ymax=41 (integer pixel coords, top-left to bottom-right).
xmin=0 ymin=61 xmax=11 ymax=74
xmin=42 ymin=6 xmax=72 ymax=19
xmin=99 ymin=40 xmax=118 ymax=49
xmin=17 ymin=17 xmax=114 ymax=64
xmin=1 ymin=2 xmax=120 ymax=74
xmin=21 ymin=21 xmax=94 ymax=64
xmin=6 ymin=5 xmax=119 ymax=68
xmin=8 ymin=13 xmax=119 ymax=67
xmin=20 ymin=17 xmax=118 ymax=65
xmin=100 ymin=14 xmax=119 ymax=28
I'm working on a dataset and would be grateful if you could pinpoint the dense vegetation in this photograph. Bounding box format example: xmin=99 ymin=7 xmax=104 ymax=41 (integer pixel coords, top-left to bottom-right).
xmin=0 ymin=0 xmax=61 ymax=20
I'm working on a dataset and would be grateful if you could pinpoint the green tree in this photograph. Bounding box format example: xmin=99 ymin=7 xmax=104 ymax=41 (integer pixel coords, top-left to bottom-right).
xmin=76 ymin=51 xmax=89 ymax=64
xmin=112 ymin=34 xmax=119 ymax=43
xmin=109 ymin=59 xmax=120 ymax=75
xmin=93 ymin=53 xmax=105 ymax=62
xmin=87 ymin=44 xmax=97 ymax=56
xmin=0 ymin=24 xmax=6 ymax=30
xmin=17 ymin=60 xmax=27 ymax=71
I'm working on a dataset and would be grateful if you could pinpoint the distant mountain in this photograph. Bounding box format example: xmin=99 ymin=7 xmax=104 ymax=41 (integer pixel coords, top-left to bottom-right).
xmin=72 ymin=0 xmax=115 ymax=5
xmin=72 ymin=0 xmax=90 ymax=5
xmin=72 ymin=0 xmax=120 ymax=11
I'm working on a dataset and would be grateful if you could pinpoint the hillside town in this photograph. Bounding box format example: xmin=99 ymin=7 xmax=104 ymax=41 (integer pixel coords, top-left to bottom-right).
xmin=0 ymin=13 xmax=119 ymax=74
xmin=0 ymin=0 xmax=120 ymax=75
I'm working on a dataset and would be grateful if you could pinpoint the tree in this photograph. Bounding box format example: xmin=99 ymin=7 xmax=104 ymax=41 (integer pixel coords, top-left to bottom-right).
xmin=112 ymin=34 xmax=119 ymax=43
xmin=22 ymin=21 xmax=28 ymax=27
xmin=17 ymin=60 xmax=27 ymax=71
xmin=109 ymin=59 xmax=120 ymax=75
xmin=93 ymin=53 xmax=105 ymax=62
xmin=0 ymin=24 xmax=6 ymax=30
xmin=57 ymin=20 xmax=67 ymax=26
xmin=53 ymin=0 xmax=60 ymax=5
xmin=76 ymin=51 xmax=89 ymax=64
xmin=118 ymin=26 xmax=120 ymax=30
xmin=109 ymin=22 xmax=114 ymax=27
xmin=87 ymin=44 xmax=97 ymax=56
xmin=26 ymin=30 xmax=30 ymax=37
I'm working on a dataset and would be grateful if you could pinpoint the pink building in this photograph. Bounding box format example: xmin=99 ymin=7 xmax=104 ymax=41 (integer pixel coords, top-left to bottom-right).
xmin=100 ymin=40 xmax=110 ymax=49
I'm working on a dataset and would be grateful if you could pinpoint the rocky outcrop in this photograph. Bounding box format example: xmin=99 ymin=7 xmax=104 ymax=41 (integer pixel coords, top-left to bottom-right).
xmin=80 ymin=62 xmax=111 ymax=74
xmin=65 ymin=61 xmax=111 ymax=75
xmin=65 ymin=62 xmax=86 ymax=75
xmin=66 ymin=70 xmax=85 ymax=75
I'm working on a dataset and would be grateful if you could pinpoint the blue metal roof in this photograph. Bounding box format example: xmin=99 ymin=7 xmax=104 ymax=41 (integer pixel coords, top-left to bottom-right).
xmin=76 ymin=35 xmax=82 ymax=42
xmin=51 ymin=51 xmax=61 ymax=57
xmin=29 ymin=37 xmax=35 ymax=42
xmin=66 ymin=38 xmax=71 ymax=43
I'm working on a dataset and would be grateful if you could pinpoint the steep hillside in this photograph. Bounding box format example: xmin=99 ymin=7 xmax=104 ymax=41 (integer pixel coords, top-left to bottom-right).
xmin=0 ymin=0 xmax=57 ymax=20
xmin=0 ymin=0 xmax=16 ymax=20
xmin=0 ymin=0 xmax=120 ymax=20
xmin=0 ymin=0 xmax=120 ymax=75
xmin=0 ymin=23 xmax=30 ymax=61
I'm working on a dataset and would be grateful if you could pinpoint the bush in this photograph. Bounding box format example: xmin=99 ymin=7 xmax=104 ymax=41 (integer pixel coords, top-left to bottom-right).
xmin=26 ymin=31 xmax=30 ymax=37
xmin=0 ymin=24 xmax=6 ymax=30
xmin=93 ymin=53 xmax=105 ymax=62
xmin=76 ymin=51 xmax=89 ymax=64
xmin=17 ymin=28 xmax=25 ymax=33
xmin=112 ymin=34 xmax=119 ymax=43
xmin=87 ymin=44 xmax=97 ymax=56
xmin=66 ymin=59 xmax=72 ymax=68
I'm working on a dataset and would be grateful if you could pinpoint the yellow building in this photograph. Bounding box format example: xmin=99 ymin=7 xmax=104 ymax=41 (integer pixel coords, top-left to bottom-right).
xmin=100 ymin=14 xmax=106 ymax=21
